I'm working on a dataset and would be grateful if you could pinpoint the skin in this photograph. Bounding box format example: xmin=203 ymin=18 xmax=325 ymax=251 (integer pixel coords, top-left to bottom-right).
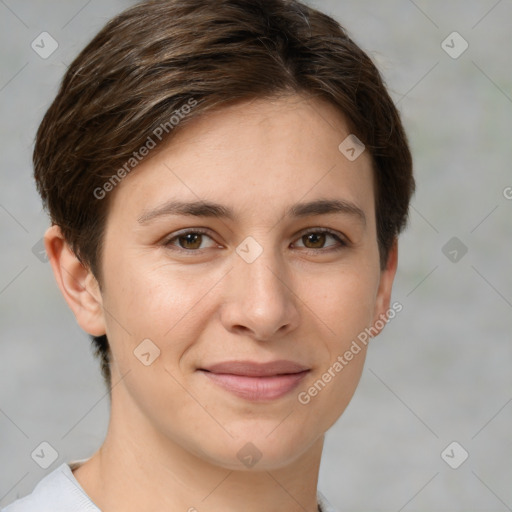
xmin=45 ymin=94 xmax=398 ymax=512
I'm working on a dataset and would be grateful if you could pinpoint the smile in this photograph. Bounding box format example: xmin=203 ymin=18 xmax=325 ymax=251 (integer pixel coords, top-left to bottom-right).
xmin=198 ymin=360 xmax=310 ymax=401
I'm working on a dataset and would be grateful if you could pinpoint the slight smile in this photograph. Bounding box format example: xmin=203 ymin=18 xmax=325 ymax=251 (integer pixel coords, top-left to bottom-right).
xmin=198 ymin=360 xmax=311 ymax=401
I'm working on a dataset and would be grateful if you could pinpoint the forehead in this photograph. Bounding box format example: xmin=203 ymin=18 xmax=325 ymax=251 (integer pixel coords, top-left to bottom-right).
xmin=105 ymin=94 xmax=375 ymax=226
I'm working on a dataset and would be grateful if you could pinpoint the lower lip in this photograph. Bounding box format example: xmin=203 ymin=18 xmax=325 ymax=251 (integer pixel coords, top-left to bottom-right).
xmin=200 ymin=370 xmax=309 ymax=401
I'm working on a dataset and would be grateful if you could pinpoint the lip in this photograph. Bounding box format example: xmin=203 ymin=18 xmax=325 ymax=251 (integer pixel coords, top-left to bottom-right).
xmin=198 ymin=360 xmax=310 ymax=401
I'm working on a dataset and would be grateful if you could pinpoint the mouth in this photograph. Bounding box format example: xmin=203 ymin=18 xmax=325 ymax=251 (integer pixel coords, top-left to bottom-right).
xmin=198 ymin=360 xmax=310 ymax=401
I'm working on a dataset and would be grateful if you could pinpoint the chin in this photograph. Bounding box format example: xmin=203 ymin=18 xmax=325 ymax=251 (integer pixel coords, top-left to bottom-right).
xmin=194 ymin=423 xmax=322 ymax=472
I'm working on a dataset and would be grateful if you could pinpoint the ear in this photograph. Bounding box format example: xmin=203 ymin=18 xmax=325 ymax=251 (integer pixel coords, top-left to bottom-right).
xmin=371 ymin=238 xmax=398 ymax=336
xmin=44 ymin=225 xmax=106 ymax=336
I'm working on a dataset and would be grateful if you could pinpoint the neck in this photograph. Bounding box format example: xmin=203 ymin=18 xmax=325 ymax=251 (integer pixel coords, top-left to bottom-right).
xmin=73 ymin=385 xmax=324 ymax=512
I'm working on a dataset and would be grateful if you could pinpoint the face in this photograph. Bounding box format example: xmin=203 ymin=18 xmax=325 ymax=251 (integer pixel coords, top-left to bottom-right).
xmin=83 ymin=95 xmax=396 ymax=470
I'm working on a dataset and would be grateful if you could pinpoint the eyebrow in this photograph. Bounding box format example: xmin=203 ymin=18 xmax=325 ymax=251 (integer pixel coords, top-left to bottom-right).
xmin=137 ymin=198 xmax=366 ymax=225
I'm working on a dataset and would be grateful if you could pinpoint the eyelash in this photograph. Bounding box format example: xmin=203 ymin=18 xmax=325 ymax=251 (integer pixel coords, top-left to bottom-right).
xmin=162 ymin=228 xmax=348 ymax=254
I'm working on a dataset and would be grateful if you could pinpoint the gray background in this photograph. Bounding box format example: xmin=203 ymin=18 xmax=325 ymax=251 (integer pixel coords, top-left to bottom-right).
xmin=1 ymin=0 xmax=511 ymax=510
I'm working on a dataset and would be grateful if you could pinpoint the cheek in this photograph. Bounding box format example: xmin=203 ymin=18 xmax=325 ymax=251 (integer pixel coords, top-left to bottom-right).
xmin=101 ymin=258 xmax=217 ymax=367
xmin=294 ymin=267 xmax=376 ymax=415
xmin=303 ymin=266 xmax=379 ymax=343
xmin=299 ymin=348 xmax=367 ymax=423
xmin=100 ymin=260 xmax=207 ymax=421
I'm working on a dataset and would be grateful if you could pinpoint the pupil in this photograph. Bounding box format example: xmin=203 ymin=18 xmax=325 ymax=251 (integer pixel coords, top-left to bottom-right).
xmin=305 ymin=233 xmax=325 ymax=248
xmin=180 ymin=233 xmax=201 ymax=249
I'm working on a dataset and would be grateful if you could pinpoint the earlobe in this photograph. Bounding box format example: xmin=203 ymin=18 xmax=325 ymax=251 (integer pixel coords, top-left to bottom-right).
xmin=371 ymin=238 xmax=399 ymax=335
xmin=44 ymin=225 xmax=106 ymax=336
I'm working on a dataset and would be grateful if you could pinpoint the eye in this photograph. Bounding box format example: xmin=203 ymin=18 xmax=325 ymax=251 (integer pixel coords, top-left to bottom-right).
xmin=163 ymin=228 xmax=348 ymax=253
xmin=164 ymin=229 xmax=218 ymax=251
xmin=293 ymin=229 xmax=347 ymax=251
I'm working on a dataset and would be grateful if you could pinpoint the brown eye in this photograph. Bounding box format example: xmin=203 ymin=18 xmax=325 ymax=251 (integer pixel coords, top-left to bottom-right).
xmin=177 ymin=233 xmax=203 ymax=250
xmin=165 ymin=230 xmax=217 ymax=251
xmin=294 ymin=229 xmax=346 ymax=251
xmin=302 ymin=232 xmax=327 ymax=249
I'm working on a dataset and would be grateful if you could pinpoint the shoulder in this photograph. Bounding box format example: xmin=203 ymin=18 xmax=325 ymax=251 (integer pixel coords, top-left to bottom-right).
xmin=317 ymin=490 xmax=339 ymax=512
xmin=1 ymin=463 xmax=99 ymax=512
xmin=3 ymin=464 xmax=336 ymax=512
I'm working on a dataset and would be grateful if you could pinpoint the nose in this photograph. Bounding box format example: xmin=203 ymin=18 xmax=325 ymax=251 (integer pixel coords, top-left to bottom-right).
xmin=219 ymin=243 xmax=301 ymax=341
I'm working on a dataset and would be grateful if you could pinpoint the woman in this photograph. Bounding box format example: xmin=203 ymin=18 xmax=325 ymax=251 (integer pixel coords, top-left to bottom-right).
xmin=3 ymin=0 xmax=414 ymax=510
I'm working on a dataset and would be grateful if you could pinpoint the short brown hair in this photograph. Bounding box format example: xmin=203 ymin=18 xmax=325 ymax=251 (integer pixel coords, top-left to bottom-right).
xmin=34 ymin=0 xmax=414 ymax=387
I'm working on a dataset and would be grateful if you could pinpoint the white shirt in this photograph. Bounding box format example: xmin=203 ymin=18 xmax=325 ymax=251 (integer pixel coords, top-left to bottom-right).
xmin=2 ymin=461 xmax=339 ymax=512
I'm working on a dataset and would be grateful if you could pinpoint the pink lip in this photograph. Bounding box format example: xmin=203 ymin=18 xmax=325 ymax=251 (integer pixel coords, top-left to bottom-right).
xmin=199 ymin=360 xmax=310 ymax=401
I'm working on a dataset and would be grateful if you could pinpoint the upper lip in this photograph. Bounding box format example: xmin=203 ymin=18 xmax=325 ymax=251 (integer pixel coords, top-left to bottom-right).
xmin=199 ymin=360 xmax=310 ymax=377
